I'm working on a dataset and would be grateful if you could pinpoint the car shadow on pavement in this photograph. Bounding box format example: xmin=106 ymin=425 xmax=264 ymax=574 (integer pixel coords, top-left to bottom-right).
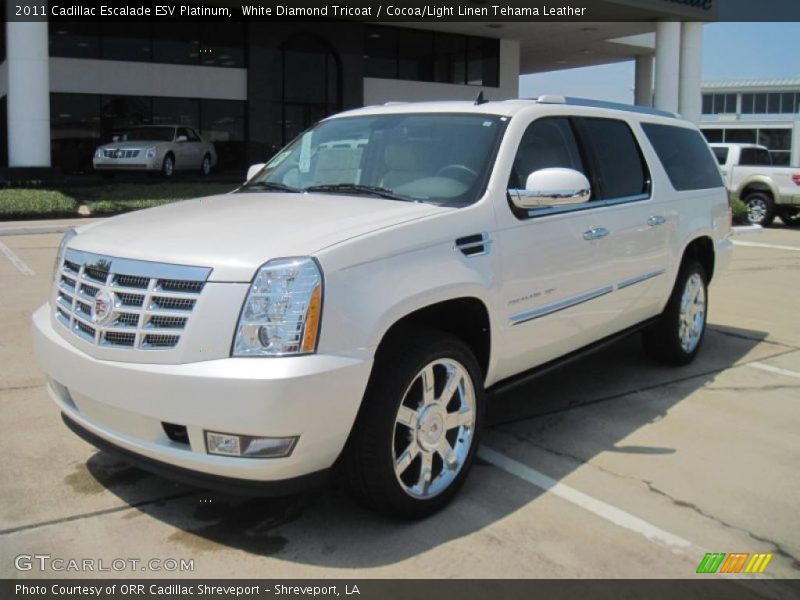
xmin=80 ymin=323 xmax=775 ymax=568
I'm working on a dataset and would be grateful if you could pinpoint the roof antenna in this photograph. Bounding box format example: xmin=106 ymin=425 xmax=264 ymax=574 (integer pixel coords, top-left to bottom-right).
xmin=474 ymin=91 xmax=488 ymax=105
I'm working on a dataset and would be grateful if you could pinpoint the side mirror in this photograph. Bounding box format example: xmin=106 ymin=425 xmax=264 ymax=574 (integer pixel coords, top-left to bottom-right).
xmin=509 ymin=168 xmax=591 ymax=210
xmin=246 ymin=163 xmax=266 ymax=182
xmin=175 ymin=135 xmax=188 ymax=143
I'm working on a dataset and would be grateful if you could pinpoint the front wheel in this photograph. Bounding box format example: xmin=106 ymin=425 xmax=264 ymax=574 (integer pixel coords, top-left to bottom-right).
xmin=643 ymin=260 xmax=708 ymax=365
xmin=343 ymin=331 xmax=484 ymax=519
xmin=200 ymin=154 xmax=212 ymax=176
xmin=744 ymin=192 xmax=775 ymax=227
xmin=161 ymin=154 xmax=175 ymax=179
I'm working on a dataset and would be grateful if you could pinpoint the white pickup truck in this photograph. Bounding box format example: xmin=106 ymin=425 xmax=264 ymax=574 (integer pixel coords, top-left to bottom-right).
xmin=710 ymin=143 xmax=800 ymax=227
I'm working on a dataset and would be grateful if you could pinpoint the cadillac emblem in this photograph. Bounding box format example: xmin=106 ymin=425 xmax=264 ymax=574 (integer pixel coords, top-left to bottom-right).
xmin=92 ymin=291 xmax=114 ymax=324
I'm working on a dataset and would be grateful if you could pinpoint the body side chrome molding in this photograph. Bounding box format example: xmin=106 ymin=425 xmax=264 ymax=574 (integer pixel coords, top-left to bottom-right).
xmin=510 ymin=268 xmax=666 ymax=326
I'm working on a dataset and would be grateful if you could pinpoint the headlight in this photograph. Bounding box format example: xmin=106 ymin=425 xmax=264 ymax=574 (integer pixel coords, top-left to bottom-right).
xmin=95 ymin=148 xmax=103 ymax=158
xmin=145 ymin=147 xmax=156 ymax=158
xmin=53 ymin=228 xmax=77 ymax=281
xmin=233 ymin=257 xmax=323 ymax=357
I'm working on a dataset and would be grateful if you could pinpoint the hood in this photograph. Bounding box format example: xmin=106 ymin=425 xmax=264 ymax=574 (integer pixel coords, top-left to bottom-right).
xmin=72 ymin=192 xmax=450 ymax=281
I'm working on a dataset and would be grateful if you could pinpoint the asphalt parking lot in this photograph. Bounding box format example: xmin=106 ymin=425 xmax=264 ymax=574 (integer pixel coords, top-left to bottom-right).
xmin=0 ymin=222 xmax=798 ymax=583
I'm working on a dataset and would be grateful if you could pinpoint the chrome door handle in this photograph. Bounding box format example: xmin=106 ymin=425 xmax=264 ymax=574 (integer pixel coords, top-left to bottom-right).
xmin=647 ymin=215 xmax=666 ymax=227
xmin=583 ymin=227 xmax=610 ymax=241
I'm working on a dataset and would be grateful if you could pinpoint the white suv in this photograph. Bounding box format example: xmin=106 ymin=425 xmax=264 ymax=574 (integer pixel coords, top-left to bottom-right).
xmin=34 ymin=97 xmax=732 ymax=518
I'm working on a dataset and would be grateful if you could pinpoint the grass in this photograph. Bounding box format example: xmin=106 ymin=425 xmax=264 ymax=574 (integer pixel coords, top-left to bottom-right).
xmin=730 ymin=196 xmax=750 ymax=225
xmin=0 ymin=182 xmax=237 ymax=219
xmin=0 ymin=189 xmax=80 ymax=219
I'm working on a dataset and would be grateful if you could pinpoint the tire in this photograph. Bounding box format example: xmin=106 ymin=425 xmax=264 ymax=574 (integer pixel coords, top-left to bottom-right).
xmin=643 ymin=260 xmax=708 ymax=366
xmin=161 ymin=154 xmax=175 ymax=179
xmin=779 ymin=207 xmax=800 ymax=227
xmin=343 ymin=330 xmax=485 ymax=519
xmin=744 ymin=192 xmax=775 ymax=227
xmin=200 ymin=154 xmax=212 ymax=177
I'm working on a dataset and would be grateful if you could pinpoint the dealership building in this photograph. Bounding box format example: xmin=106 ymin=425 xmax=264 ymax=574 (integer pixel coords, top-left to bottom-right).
xmin=700 ymin=79 xmax=800 ymax=166
xmin=1 ymin=0 xmax=720 ymax=176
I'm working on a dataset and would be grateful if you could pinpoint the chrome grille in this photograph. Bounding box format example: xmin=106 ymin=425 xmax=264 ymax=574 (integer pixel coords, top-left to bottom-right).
xmin=54 ymin=248 xmax=211 ymax=351
xmin=103 ymin=148 xmax=141 ymax=159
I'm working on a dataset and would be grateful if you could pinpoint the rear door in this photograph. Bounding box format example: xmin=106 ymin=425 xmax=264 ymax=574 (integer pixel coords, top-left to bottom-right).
xmin=571 ymin=116 xmax=670 ymax=332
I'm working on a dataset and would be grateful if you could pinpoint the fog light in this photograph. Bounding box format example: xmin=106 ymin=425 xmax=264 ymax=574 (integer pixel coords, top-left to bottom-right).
xmin=205 ymin=431 xmax=297 ymax=458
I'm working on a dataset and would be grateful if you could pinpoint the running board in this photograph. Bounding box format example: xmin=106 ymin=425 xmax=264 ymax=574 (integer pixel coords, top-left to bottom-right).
xmin=488 ymin=317 xmax=659 ymax=396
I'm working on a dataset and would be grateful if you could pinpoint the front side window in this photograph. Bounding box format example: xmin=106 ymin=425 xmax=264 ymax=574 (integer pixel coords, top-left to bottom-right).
xmin=242 ymin=113 xmax=506 ymax=206
xmin=508 ymin=118 xmax=584 ymax=190
xmin=642 ymin=123 xmax=723 ymax=191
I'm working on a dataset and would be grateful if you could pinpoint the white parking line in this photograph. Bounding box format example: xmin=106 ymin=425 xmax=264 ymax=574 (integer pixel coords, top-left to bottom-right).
xmin=731 ymin=240 xmax=800 ymax=252
xmin=478 ymin=446 xmax=698 ymax=552
xmin=0 ymin=240 xmax=36 ymax=276
xmin=748 ymin=362 xmax=800 ymax=380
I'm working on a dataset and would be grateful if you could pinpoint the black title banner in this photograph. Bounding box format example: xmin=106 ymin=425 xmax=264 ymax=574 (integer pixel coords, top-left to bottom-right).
xmin=6 ymin=0 xmax=800 ymax=22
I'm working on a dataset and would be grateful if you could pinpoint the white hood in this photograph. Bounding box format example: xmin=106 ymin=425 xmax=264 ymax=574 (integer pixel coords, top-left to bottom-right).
xmin=72 ymin=192 xmax=450 ymax=281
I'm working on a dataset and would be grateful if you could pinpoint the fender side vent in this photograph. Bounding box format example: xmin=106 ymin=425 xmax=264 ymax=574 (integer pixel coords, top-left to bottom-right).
xmin=455 ymin=233 xmax=491 ymax=257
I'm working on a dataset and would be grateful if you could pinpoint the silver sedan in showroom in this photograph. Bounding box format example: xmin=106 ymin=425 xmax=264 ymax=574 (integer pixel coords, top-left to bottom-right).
xmin=93 ymin=125 xmax=218 ymax=178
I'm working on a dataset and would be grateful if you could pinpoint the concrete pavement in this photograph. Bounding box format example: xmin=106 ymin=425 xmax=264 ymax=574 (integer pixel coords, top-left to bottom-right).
xmin=0 ymin=224 xmax=798 ymax=584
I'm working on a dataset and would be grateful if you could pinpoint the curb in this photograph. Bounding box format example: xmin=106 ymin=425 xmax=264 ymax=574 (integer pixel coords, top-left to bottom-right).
xmin=731 ymin=225 xmax=763 ymax=236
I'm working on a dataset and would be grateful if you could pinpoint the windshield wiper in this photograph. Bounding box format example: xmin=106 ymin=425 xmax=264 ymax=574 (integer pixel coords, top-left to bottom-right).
xmin=303 ymin=183 xmax=412 ymax=202
xmin=238 ymin=181 xmax=300 ymax=193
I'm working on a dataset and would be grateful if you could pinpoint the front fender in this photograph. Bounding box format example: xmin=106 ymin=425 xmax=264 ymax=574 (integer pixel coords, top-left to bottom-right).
xmin=735 ymin=175 xmax=779 ymax=200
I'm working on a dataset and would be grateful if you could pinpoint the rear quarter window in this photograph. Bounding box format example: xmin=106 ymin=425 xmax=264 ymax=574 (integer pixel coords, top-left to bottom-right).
xmin=641 ymin=123 xmax=723 ymax=192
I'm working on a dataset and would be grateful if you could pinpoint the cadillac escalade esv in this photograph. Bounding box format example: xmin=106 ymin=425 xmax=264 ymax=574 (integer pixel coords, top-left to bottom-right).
xmin=34 ymin=97 xmax=732 ymax=518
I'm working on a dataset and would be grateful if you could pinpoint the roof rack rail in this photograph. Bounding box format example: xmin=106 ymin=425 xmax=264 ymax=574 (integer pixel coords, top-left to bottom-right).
xmin=534 ymin=95 xmax=679 ymax=119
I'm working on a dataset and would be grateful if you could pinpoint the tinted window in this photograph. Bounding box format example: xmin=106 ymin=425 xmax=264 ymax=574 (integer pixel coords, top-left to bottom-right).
xmin=641 ymin=123 xmax=723 ymax=191
xmin=577 ymin=118 xmax=649 ymax=200
xmin=740 ymin=148 xmax=772 ymax=166
xmin=702 ymin=129 xmax=723 ymax=143
xmin=712 ymin=146 xmax=728 ymax=166
xmin=508 ymin=118 xmax=584 ymax=190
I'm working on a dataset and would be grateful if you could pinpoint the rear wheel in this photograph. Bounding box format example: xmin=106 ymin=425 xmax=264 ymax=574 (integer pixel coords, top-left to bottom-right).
xmin=744 ymin=192 xmax=775 ymax=227
xmin=344 ymin=331 xmax=484 ymax=519
xmin=779 ymin=207 xmax=800 ymax=227
xmin=643 ymin=260 xmax=708 ymax=365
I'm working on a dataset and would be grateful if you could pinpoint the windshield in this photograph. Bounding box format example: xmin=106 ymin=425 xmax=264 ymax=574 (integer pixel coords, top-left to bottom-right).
xmin=243 ymin=113 xmax=507 ymax=206
xmin=117 ymin=127 xmax=175 ymax=142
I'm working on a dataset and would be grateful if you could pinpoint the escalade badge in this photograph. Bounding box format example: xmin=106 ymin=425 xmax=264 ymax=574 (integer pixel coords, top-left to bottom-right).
xmin=92 ymin=291 xmax=114 ymax=324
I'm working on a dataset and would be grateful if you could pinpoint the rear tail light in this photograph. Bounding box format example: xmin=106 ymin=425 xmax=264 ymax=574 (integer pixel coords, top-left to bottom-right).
xmin=792 ymin=174 xmax=800 ymax=186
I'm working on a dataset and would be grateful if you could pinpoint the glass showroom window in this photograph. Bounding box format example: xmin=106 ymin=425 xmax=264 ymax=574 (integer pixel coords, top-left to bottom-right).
xmin=49 ymin=22 xmax=100 ymax=58
xmin=200 ymin=100 xmax=247 ymax=169
xmin=50 ymin=93 xmax=103 ymax=174
xmin=152 ymin=97 xmax=200 ymax=129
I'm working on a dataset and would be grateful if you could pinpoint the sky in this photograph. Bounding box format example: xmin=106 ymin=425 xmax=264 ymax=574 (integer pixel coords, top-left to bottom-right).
xmin=518 ymin=22 xmax=800 ymax=103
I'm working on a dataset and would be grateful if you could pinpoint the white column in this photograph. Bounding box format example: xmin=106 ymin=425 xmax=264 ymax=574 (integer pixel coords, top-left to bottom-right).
xmin=6 ymin=16 xmax=51 ymax=167
xmin=679 ymin=22 xmax=704 ymax=123
xmin=634 ymin=55 xmax=654 ymax=107
xmin=654 ymin=21 xmax=681 ymax=114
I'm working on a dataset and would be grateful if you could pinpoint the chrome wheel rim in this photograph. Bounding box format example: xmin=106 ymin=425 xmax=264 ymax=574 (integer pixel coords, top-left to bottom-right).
xmin=679 ymin=273 xmax=706 ymax=354
xmin=748 ymin=198 xmax=767 ymax=224
xmin=164 ymin=157 xmax=174 ymax=176
xmin=392 ymin=358 xmax=476 ymax=499
xmin=202 ymin=157 xmax=210 ymax=175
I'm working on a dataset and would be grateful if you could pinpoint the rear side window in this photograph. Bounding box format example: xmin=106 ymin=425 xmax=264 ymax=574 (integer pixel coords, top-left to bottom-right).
xmin=576 ymin=118 xmax=649 ymax=200
xmin=740 ymin=147 xmax=772 ymax=166
xmin=641 ymin=123 xmax=723 ymax=191
xmin=712 ymin=146 xmax=728 ymax=166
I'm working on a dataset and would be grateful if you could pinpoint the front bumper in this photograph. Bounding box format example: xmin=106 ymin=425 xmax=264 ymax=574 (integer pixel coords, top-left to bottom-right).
xmin=33 ymin=304 xmax=373 ymax=489
xmin=93 ymin=157 xmax=159 ymax=171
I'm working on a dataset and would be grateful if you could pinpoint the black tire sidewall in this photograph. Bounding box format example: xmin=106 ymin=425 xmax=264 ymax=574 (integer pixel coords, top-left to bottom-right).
xmin=347 ymin=332 xmax=485 ymax=518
